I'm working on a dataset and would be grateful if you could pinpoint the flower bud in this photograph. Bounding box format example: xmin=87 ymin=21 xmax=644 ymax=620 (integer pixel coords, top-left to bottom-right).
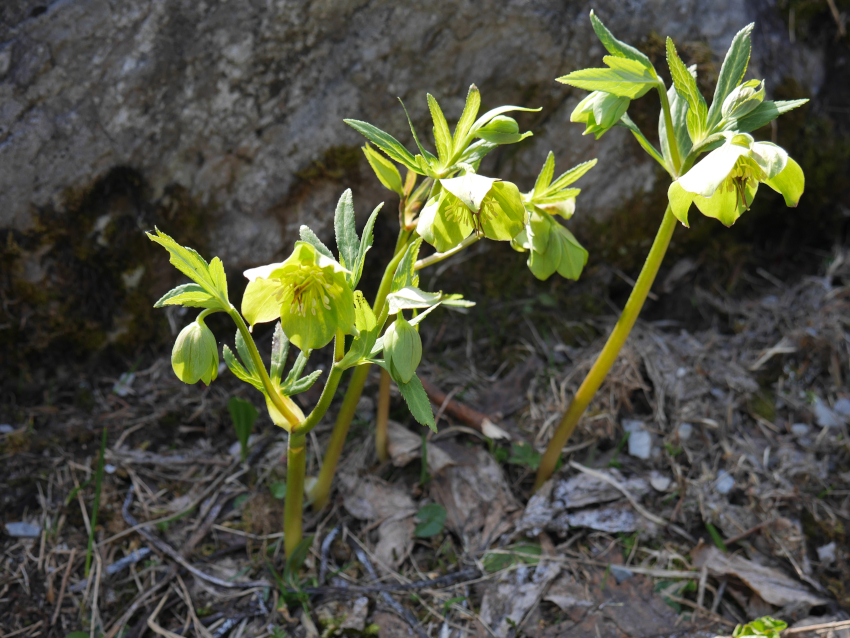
xmin=172 ymin=319 xmax=219 ymax=385
xmin=383 ymin=317 xmax=422 ymax=384
xmin=475 ymin=116 xmax=527 ymax=144
xmin=571 ymin=91 xmax=630 ymax=139
xmin=721 ymin=79 xmax=765 ymax=120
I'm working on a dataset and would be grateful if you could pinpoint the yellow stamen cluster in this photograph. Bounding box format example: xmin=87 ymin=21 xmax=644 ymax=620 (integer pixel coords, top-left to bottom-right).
xmin=278 ymin=265 xmax=336 ymax=318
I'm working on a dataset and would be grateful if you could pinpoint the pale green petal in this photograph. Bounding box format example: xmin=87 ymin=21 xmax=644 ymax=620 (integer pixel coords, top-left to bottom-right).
xmin=241 ymin=277 xmax=284 ymax=327
xmin=539 ymin=197 xmax=576 ymax=219
xmin=678 ymin=143 xmax=749 ymax=197
xmin=693 ymin=181 xmax=758 ymax=227
xmin=244 ymin=262 xmax=284 ymax=282
xmin=526 ymin=210 xmax=552 ymax=254
xmin=667 ymin=181 xmax=696 ymax=227
xmin=415 ymin=196 xmax=440 ymax=247
xmin=553 ymin=225 xmax=588 ymax=281
xmin=439 ymin=173 xmax=498 ymax=212
xmin=528 ymin=238 xmax=560 ymax=280
xmin=280 ymin=297 xmax=336 ymax=351
xmin=749 ymin=141 xmax=788 ymax=180
xmin=417 ymin=192 xmax=473 ymax=253
xmin=480 ymin=181 xmax=526 ymax=241
xmin=764 ymin=157 xmax=804 ymax=207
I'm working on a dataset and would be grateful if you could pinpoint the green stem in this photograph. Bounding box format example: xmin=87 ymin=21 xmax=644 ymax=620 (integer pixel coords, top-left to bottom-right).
xmin=310 ymin=230 xmax=413 ymax=510
xmin=414 ymin=233 xmax=481 ymax=271
xmin=533 ymin=206 xmax=677 ymax=491
xmin=284 ymin=430 xmax=307 ymax=558
xmin=227 ymin=306 xmax=302 ymax=428
xmin=657 ymin=82 xmax=682 ymax=177
xmin=294 ymin=332 xmax=345 ymax=435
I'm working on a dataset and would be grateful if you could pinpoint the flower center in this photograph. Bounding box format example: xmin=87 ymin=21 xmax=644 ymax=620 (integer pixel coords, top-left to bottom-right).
xmin=719 ymin=157 xmax=765 ymax=211
xmin=277 ymin=265 xmax=336 ymax=317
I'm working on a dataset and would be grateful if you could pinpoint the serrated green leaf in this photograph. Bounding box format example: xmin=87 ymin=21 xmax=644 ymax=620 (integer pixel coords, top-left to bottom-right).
xmin=706 ymin=23 xmax=754 ymax=131
xmin=299 ymin=225 xmax=334 ymax=260
xmin=618 ymin=114 xmax=667 ymax=171
xmin=362 ymin=144 xmax=404 ymax=195
xmin=456 ymin=139 xmax=498 ymax=167
xmin=352 ymin=203 xmax=381 ymax=289
xmin=547 ymin=159 xmax=599 ymax=194
xmin=725 ymin=99 xmax=808 ymax=134
xmin=235 ymin=330 xmax=258 ymax=377
xmin=659 ymin=77 xmax=692 ymax=169
xmin=387 ymin=286 xmax=443 ymax=314
xmin=334 ymin=189 xmax=359 ymax=276
xmin=146 ymin=228 xmax=218 ymax=297
xmin=453 ymin=84 xmax=481 ymax=149
xmin=467 ymin=105 xmax=541 ymax=140
xmin=589 ymin=10 xmax=654 ymax=69
xmin=209 ymin=257 xmax=228 ymax=300
xmin=397 ymin=374 xmax=436 ymax=431
xmin=223 ymin=345 xmax=264 ymax=392
xmin=533 ymin=152 xmax=556 ymax=197
xmin=398 ymin=98 xmax=434 ymax=168
xmin=154 ymin=283 xmax=218 ymax=309
xmin=282 ymin=350 xmax=309 ymax=390
xmin=270 ymin=322 xmax=289 ymax=386
xmin=286 ymin=369 xmax=323 ymax=395
xmin=427 ymin=93 xmax=452 ymax=164
xmin=344 ymin=119 xmax=419 ymax=172
xmin=557 ymin=57 xmax=657 ymax=99
xmin=667 ymin=38 xmax=707 ymax=142
xmin=391 ymin=238 xmax=423 ymax=293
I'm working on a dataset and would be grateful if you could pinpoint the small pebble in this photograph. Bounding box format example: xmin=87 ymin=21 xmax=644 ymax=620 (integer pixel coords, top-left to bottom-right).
xmin=0 ymin=424 xmax=14 ymax=434
xmin=623 ymin=421 xmax=652 ymax=460
xmin=650 ymin=471 xmax=672 ymax=492
xmin=105 ymin=464 xmax=116 ymax=474
xmin=818 ymin=542 xmax=836 ymax=564
xmin=610 ymin=565 xmax=634 ymax=584
xmin=834 ymin=398 xmax=850 ymax=417
xmin=676 ymin=367 xmax=687 ymax=378
xmin=814 ymin=399 xmax=842 ymax=428
xmin=677 ymin=423 xmax=693 ymax=441
xmin=5 ymin=522 xmax=41 ymax=538
xmin=714 ymin=470 xmax=735 ymax=495
xmin=791 ymin=423 xmax=810 ymax=436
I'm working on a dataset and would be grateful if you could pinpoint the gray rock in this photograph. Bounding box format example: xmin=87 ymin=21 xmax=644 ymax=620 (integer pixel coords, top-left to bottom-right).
xmin=5 ymin=522 xmax=40 ymax=537
xmin=0 ymin=0 xmax=827 ymax=268
xmin=814 ymin=398 xmax=842 ymax=428
xmin=834 ymin=398 xmax=850 ymax=417
xmin=0 ymin=424 xmax=14 ymax=434
xmin=677 ymin=422 xmax=693 ymax=441
xmin=791 ymin=423 xmax=810 ymax=436
xmin=714 ymin=469 xmax=735 ymax=495
xmin=623 ymin=420 xmax=652 ymax=460
xmin=817 ymin=542 xmax=836 ymax=564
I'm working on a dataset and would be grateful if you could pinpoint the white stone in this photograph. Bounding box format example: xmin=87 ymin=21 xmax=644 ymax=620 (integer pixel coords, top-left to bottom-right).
xmin=677 ymin=423 xmax=693 ymax=441
xmin=5 ymin=522 xmax=40 ymax=538
xmin=817 ymin=542 xmax=836 ymax=564
xmin=650 ymin=471 xmax=672 ymax=492
xmin=791 ymin=423 xmax=810 ymax=436
xmin=714 ymin=470 xmax=735 ymax=495
xmin=834 ymin=398 xmax=850 ymax=417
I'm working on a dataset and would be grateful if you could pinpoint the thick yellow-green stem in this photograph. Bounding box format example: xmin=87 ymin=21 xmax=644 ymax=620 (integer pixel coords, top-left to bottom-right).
xmin=228 ymin=307 xmax=302 ymax=428
xmin=284 ymin=332 xmax=344 ymax=557
xmin=375 ymin=368 xmax=392 ymax=462
xmin=533 ymin=206 xmax=678 ymax=490
xmin=284 ymin=430 xmax=307 ymax=557
xmin=310 ymin=230 xmax=412 ymax=509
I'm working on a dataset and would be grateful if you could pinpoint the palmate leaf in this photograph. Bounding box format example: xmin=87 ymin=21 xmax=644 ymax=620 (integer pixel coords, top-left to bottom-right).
xmin=557 ymin=57 xmax=657 ymax=99
xmin=334 ymin=189 xmax=359 ymax=275
xmin=299 ymin=225 xmax=334 ymax=260
xmin=391 ymin=238 xmax=423 ymax=293
xmin=344 ymin=119 xmax=419 ymax=172
xmin=453 ymin=84 xmax=481 ymax=148
xmin=362 ymin=143 xmax=404 ymax=195
xmin=352 ymin=203 xmax=381 ymax=289
xmin=270 ymin=322 xmax=289 ymax=386
xmin=705 ymin=23 xmax=754 ymax=131
xmin=428 ymin=93 xmax=452 ymax=164
xmin=154 ymin=283 xmax=218 ymax=309
xmin=666 ymin=38 xmax=707 ymax=143
xmin=533 ymin=152 xmax=556 ymax=197
xmin=147 ymin=228 xmax=226 ymax=302
xmin=725 ymin=99 xmax=808 ymax=134
xmin=548 ymin=158 xmax=598 ymax=194
xmin=399 ymin=98 xmax=438 ymax=170
xmin=589 ymin=10 xmax=654 ymax=69
xmin=659 ymin=77 xmax=692 ymax=168
xmin=223 ymin=345 xmax=264 ymax=392
xmin=618 ymin=114 xmax=667 ymax=170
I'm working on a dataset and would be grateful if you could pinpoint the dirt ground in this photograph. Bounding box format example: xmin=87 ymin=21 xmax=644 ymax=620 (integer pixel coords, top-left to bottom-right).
xmin=4 ymin=245 xmax=850 ymax=638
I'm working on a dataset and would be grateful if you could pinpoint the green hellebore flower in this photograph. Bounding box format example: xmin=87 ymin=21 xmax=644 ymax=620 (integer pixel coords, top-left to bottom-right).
xmin=512 ymin=210 xmax=588 ymax=281
xmin=721 ymin=79 xmax=765 ymax=120
xmin=172 ymin=318 xmax=219 ymax=385
xmin=668 ymin=132 xmax=804 ymax=227
xmin=570 ymin=91 xmax=630 ymax=139
xmin=416 ymin=173 xmax=526 ymax=253
xmin=241 ymin=241 xmax=356 ymax=351
xmin=383 ymin=317 xmax=422 ymax=384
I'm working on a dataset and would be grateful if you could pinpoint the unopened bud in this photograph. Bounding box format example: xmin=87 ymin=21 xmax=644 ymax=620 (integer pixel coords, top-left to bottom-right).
xmin=383 ymin=317 xmax=422 ymax=384
xmin=722 ymin=79 xmax=765 ymax=120
xmin=172 ymin=319 xmax=219 ymax=385
xmin=571 ymin=91 xmax=630 ymax=139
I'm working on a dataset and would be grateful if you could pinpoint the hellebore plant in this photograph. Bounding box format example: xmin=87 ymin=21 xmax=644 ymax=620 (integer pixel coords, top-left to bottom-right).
xmin=311 ymin=88 xmax=595 ymax=506
xmin=533 ymin=13 xmax=807 ymax=489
